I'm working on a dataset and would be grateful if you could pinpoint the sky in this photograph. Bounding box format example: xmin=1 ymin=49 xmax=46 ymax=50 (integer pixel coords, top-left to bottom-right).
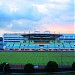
xmin=0 ymin=0 xmax=75 ymax=36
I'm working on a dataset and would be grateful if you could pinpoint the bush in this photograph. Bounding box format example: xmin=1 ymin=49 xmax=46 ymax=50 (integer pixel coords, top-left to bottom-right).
xmin=24 ymin=63 xmax=34 ymax=73
xmin=0 ymin=63 xmax=4 ymax=71
xmin=0 ymin=62 xmax=10 ymax=72
xmin=72 ymin=62 xmax=75 ymax=70
xmin=45 ymin=61 xmax=58 ymax=72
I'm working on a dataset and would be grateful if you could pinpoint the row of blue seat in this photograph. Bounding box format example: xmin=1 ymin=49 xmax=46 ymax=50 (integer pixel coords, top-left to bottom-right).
xmin=5 ymin=43 xmax=75 ymax=49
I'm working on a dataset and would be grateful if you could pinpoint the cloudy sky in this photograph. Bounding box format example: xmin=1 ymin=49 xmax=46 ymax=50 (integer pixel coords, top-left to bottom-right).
xmin=0 ymin=0 xmax=74 ymax=36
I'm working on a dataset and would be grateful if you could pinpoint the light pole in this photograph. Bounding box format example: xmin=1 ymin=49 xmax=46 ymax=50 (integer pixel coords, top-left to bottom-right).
xmin=3 ymin=62 xmax=8 ymax=73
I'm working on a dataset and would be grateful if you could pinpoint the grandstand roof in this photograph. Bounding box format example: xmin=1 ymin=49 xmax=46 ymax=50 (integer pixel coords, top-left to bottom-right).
xmin=22 ymin=34 xmax=62 ymax=40
xmin=22 ymin=33 xmax=61 ymax=37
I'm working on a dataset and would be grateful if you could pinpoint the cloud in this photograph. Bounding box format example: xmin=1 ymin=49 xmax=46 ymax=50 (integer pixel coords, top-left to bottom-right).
xmin=32 ymin=4 xmax=48 ymax=14
xmin=0 ymin=0 xmax=74 ymax=36
xmin=1 ymin=19 xmax=40 ymax=31
xmin=0 ymin=0 xmax=45 ymax=22
xmin=41 ymin=23 xmax=74 ymax=34
xmin=48 ymin=0 xmax=71 ymax=4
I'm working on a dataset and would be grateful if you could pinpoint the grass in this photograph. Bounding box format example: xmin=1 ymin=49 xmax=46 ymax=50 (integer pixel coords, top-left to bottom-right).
xmin=0 ymin=51 xmax=75 ymax=66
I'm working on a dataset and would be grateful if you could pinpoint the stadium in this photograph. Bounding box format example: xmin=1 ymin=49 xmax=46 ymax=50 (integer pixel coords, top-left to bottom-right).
xmin=0 ymin=31 xmax=75 ymax=69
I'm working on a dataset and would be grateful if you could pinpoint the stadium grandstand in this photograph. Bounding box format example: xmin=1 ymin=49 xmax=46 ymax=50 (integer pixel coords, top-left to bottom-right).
xmin=2 ymin=31 xmax=75 ymax=51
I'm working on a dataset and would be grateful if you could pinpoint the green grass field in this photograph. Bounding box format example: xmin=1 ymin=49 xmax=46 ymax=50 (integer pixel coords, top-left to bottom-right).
xmin=0 ymin=52 xmax=75 ymax=66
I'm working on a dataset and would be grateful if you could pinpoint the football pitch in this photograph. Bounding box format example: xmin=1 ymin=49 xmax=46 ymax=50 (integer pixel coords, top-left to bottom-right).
xmin=0 ymin=51 xmax=75 ymax=66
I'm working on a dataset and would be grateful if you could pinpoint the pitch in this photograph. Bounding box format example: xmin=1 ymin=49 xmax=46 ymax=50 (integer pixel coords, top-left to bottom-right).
xmin=0 ymin=51 xmax=75 ymax=66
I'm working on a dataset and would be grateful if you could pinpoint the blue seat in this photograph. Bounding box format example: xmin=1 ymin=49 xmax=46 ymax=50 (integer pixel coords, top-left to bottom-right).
xmin=20 ymin=45 xmax=28 ymax=49
xmin=20 ymin=45 xmax=25 ymax=49
xmin=49 ymin=43 xmax=55 ymax=49
xmin=6 ymin=46 xmax=13 ymax=49
xmin=55 ymin=43 xmax=64 ymax=49
xmin=28 ymin=45 xmax=35 ymax=49
xmin=13 ymin=42 xmax=20 ymax=49
xmin=6 ymin=42 xmax=14 ymax=46
xmin=43 ymin=44 xmax=48 ymax=49
xmin=13 ymin=46 xmax=20 ymax=49
xmin=35 ymin=45 xmax=40 ymax=49
xmin=70 ymin=43 xmax=75 ymax=49
xmin=63 ymin=43 xmax=71 ymax=49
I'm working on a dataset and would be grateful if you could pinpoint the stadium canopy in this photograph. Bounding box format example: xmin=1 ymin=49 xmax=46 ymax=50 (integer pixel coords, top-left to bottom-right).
xmin=21 ymin=34 xmax=62 ymax=40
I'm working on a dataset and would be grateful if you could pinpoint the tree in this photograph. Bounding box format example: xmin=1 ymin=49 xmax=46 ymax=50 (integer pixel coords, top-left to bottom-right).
xmin=0 ymin=62 xmax=10 ymax=72
xmin=45 ymin=61 xmax=58 ymax=72
xmin=24 ymin=63 xmax=34 ymax=73
xmin=72 ymin=62 xmax=75 ymax=70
